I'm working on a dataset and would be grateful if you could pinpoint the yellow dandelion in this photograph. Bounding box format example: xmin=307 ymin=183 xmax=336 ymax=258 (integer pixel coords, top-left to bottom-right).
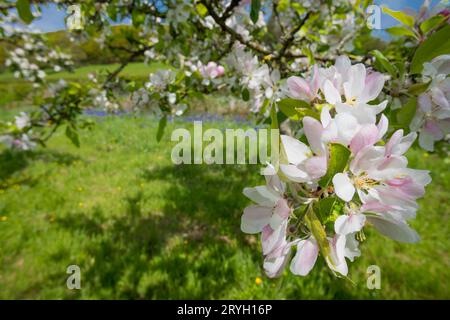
xmin=1 ymin=216 xmax=8 ymax=222
xmin=255 ymin=277 xmax=263 ymax=285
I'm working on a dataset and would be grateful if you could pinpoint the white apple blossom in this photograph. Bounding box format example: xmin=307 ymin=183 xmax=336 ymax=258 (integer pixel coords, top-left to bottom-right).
xmin=241 ymin=55 xmax=432 ymax=279
xmin=410 ymin=55 xmax=450 ymax=151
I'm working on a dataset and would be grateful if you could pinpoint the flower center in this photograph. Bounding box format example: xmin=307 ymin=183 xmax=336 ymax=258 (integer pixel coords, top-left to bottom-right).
xmin=346 ymin=96 xmax=357 ymax=106
xmin=354 ymin=175 xmax=377 ymax=190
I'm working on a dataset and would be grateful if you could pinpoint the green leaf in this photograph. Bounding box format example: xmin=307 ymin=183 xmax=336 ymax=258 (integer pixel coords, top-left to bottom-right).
xmin=270 ymin=104 xmax=278 ymax=130
xmin=386 ymin=26 xmax=417 ymax=38
xmin=279 ymin=99 xmax=319 ymax=121
xmin=242 ymin=88 xmax=250 ymax=101
xmin=316 ymin=197 xmax=338 ymax=223
xmin=407 ymin=81 xmax=431 ymax=95
xmin=420 ymin=15 xmax=446 ymax=34
xmin=156 ymin=115 xmax=167 ymax=142
xmin=305 ymin=208 xmax=331 ymax=260
xmin=318 ymin=143 xmax=351 ymax=189
xmin=382 ymin=6 xmax=415 ymax=28
xmin=411 ymin=25 xmax=450 ymax=74
xmin=396 ymin=97 xmax=417 ymax=132
xmin=16 ymin=0 xmax=34 ymax=24
xmin=65 ymin=125 xmax=80 ymax=148
xmin=371 ymin=50 xmax=397 ymax=78
xmin=250 ymin=0 xmax=261 ymax=24
xmin=303 ymin=46 xmax=315 ymax=65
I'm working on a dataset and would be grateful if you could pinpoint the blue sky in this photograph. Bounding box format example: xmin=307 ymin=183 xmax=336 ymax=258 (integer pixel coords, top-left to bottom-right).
xmin=17 ymin=0 xmax=446 ymax=33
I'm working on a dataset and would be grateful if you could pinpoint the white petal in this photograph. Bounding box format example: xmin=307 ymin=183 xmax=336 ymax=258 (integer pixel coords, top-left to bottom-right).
xmin=243 ymin=186 xmax=279 ymax=206
xmin=303 ymin=116 xmax=325 ymax=155
xmin=334 ymin=213 xmax=366 ymax=235
xmin=241 ymin=205 xmax=272 ymax=234
xmin=323 ymin=80 xmax=342 ymax=104
xmin=280 ymin=164 xmax=309 ymax=182
xmin=332 ymin=173 xmax=356 ymax=202
xmin=366 ymin=214 xmax=420 ymax=243
xmin=281 ymin=135 xmax=311 ymax=165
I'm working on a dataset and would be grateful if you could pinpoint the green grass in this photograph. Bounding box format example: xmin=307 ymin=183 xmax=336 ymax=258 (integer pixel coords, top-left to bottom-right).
xmin=0 ymin=113 xmax=449 ymax=299
xmin=0 ymin=62 xmax=167 ymax=107
xmin=0 ymin=62 xmax=167 ymax=83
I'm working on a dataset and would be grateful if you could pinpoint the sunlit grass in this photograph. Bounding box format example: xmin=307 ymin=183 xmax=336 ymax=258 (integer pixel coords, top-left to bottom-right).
xmin=0 ymin=114 xmax=448 ymax=299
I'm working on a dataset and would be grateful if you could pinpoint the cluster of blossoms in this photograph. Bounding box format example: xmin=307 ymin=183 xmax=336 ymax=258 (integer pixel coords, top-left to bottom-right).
xmin=411 ymin=55 xmax=450 ymax=151
xmin=241 ymin=56 xmax=431 ymax=278
xmin=131 ymin=70 xmax=187 ymax=116
xmin=2 ymin=17 xmax=73 ymax=85
xmin=227 ymin=45 xmax=281 ymax=113
xmin=0 ymin=112 xmax=36 ymax=151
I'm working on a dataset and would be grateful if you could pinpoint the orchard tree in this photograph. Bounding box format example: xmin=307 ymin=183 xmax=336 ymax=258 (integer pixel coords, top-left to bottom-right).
xmin=0 ymin=0 xmax=449 ymax=279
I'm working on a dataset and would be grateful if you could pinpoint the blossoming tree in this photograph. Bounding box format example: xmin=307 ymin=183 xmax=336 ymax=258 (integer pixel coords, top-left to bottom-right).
xmin=0 ymin=0 xmax=449 ymax=279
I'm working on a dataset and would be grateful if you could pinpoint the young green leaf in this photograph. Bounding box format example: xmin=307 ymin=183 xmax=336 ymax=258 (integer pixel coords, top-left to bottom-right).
xmin=396 ymin=97 xmax=417 ymax=132
xmin=316 ymin=197 xmax=338 ymax=223
xmin=411 ymin=25 xmax=450 ymax=74
xmin=250 ymin=0 xmax=261 ymax=24
xmin=420 ymin=15 xmax=446 ymax=34
xmin=371 ymin=50 xmax=397 ymax=78
xmin=318 ymin=143 xmax=351 ymax=189
xmin=386 ymin=26 xmax=417 ymax=39
xmin=156 ymin=115 xmax=167 ymax=142
xmin=305 ymin=208 xmax=331 ymax=260
xmin=16 ymin=0 xmax=34 ymax=24
xmin=382 ymin=6 xmax=415 ymax=28
xmin=65 ymin=125 xmax=80 ymax=148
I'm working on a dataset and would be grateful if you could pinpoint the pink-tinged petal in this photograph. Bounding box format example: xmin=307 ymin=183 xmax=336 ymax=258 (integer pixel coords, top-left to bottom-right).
xmin=431 ymin=87 xmax=449 ymax=109
xmin=350 ymin=145 xmax=384 ymax=175
xmin=304 ymin=156 xmax=327 ymax=179
xmin=334 ymin=213 xmax=366 ymax=235
xmin=290 ymin=238 xmax=319 ymax=276
xmin=350 ymin=124 xmax=379 ymax=154
xmin=360 ymin=72 xmax=385 ymax=103
xmin=385 ymin=130 xmax=403 ymax=157
xmin=418 ymin=93 xmax=432 ymax=113
xmin=287 ymin=76 xmax=311 ymax=100
xmin=241 ymin=205 xmax=272 ymax=234
xmin=303 ymin=116 xmax=325 ymax=155
xmin=386 ymin=175 xmax=426 ymax=199
xmin=424 ymin=120 xmax=444 ymax=139
xmin=323 ymin=80 xmax=342 ymax=104
xmin=310 ymin=65 xmax=321 ymax=95
xmin=281 ymin=135 xmax=311 ymax=165
xmin=216 ymin=65 xmax=225 ymax=77
xmin=263 ymin=254 xmax=288 ymax=278
xmin=262 ymin=221 xmax=287 ymax=255
xmin=332 ymin=173 xmax=355 ymax=202
xmin=393 ymin=131 xmax=417 ymax=156
xmin=366 ymin=214 xmax=420 ymax=243
xmin=361 ymin=200 xmax=392 ymax=213
xmin=274 ymin=198 xmax=291 ymax=220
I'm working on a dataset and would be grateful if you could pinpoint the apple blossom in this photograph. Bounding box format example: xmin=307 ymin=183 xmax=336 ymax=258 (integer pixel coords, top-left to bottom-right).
xmin=410 ymin=55 xmax=450 ymax=151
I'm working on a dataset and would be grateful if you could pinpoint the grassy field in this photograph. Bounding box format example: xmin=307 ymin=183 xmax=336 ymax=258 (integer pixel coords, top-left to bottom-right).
xmin=0 ymin=62 xmax=167 ymax=83
xmin=0 ymin=110 xmax=448 ymax=299
xmin=0 ymin=62 xmax=167 ymax=107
